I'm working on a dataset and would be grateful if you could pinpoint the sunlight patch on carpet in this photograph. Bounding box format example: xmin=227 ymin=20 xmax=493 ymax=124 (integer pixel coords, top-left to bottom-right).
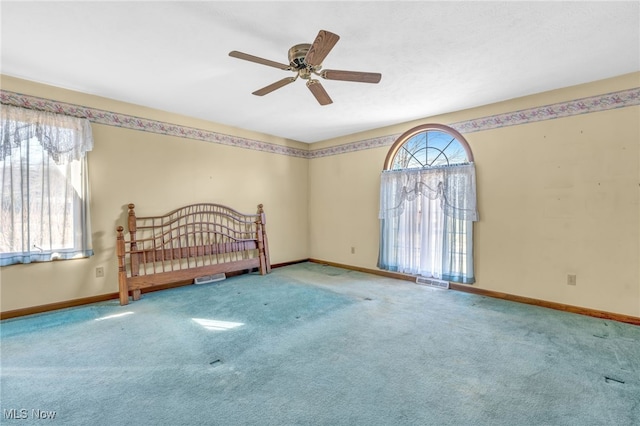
xmin=94 ymin=311 xmax=134 ymax=321
xmin=192 ymin=318 xmax=244 ymax=331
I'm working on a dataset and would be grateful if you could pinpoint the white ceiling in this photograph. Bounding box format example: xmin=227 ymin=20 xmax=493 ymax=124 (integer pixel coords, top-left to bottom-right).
xmin=1 ymin=1 xmax=639 ymax=144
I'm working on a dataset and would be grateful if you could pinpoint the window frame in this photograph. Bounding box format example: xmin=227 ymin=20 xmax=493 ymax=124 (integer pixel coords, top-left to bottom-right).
xmin=0 ymin=106 xmax=93 ymax=266
xmin=378 ymin=123 xmax=476 ymax=283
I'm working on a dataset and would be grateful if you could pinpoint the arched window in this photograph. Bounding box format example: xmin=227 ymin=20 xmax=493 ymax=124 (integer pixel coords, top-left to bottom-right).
xmin=378 ymin=124 xmax=478 ymax=284
xmin=384 ymin=123 xmax=473 ymax=170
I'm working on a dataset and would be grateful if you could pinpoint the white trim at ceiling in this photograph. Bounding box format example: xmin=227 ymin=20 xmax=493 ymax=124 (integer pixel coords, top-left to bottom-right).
xmin=2 ymin=87 xmax=638 ymax=159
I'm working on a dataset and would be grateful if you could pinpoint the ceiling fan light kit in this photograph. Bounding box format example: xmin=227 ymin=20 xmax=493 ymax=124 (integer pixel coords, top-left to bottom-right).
xmin=229 ymin=30 xmax=382 ymax=105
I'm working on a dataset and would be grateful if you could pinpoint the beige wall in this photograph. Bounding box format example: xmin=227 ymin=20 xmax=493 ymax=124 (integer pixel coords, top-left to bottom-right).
xmin=2 ymin=73 xmax=639 ymax=318
xmin=310 ymin=72 xmax=640 ymax=317
xmin=0 ymin=76 xmax=309 ymax=312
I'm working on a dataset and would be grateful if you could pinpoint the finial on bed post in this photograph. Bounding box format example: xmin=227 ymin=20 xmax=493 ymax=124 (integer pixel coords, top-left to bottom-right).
xmin=116 ymin=226 xmax=129 ymax=305
xmin=128 ymin=203 xmax=137 ymax=235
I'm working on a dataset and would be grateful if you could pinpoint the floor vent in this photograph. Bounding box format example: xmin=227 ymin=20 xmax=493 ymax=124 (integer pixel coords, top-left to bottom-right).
xmin=195 ymin=273 xmax=226 ymax=285
xmin=416 ymin=276 xmax=449 ymax=289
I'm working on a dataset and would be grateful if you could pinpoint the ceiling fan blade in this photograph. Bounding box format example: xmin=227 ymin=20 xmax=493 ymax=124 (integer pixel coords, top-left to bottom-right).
xmin=252 ymin=77 xmax=297 ymax=96
xmin=304 ymin=30 xmax=340 ymax=67
xmin=322 ymin=69 xmax=382 ymax=84
xmin=306 ymin=80 xmax=333 ymax=105
xmin=229 ymin=51 xmax=291 ymax=70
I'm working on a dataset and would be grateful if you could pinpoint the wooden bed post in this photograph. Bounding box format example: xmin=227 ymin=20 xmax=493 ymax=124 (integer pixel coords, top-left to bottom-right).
xmin=257 ymin=204 xmax=271 ymax=274
xmin=127 ymin=204 xmax=142 ymax=301
xmin=116 ymin=226 xmax=129 ymax=305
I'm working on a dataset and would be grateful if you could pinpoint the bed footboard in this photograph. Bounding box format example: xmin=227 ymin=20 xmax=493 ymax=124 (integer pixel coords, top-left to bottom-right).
xmin=116 ymin=203 xmax=270 ymax=305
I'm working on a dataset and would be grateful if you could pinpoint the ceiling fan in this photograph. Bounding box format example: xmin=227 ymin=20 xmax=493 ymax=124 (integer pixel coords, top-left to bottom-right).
xmin=229 ymin=30 xmax=382 ymax=106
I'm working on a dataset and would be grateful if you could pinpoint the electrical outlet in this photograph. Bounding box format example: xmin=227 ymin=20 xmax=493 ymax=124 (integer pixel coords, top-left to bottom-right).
xmin=567 ymin=274 xmax=576 ymax=286
xmin=96 ymin=267 xmax=105 ymax=278
xmin=351 ymin=247 xmax=355 ymax=254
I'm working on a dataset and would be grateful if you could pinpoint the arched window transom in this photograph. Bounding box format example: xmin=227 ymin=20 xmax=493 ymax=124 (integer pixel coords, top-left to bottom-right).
xmin=384 ymin=124 xmax=473 ymax=170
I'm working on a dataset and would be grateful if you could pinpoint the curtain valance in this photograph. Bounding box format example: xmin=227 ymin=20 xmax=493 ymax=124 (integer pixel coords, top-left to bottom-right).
xmin=1 ymin=105 xmax=93 ymax=162
xmin=379 ymin=163 xmax=479 ymax=222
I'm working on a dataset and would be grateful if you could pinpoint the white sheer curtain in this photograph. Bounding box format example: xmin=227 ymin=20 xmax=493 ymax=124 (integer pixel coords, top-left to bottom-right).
xmin=378 ymin=163 xmax=478 ymax=283
xmin=1 ymin=105 xmax=94 ymax=265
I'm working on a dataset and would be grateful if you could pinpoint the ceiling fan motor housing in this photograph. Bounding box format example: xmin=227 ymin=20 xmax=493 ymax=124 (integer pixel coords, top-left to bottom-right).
xmin=288 ymin=43 xmax=312 ymax=69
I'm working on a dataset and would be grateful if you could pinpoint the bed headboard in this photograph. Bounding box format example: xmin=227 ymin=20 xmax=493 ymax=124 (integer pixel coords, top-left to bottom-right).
xmin=116 ymin=203 xmax=270 ymax=305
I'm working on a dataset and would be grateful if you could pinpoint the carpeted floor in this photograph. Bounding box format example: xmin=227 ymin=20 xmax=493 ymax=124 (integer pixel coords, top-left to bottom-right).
xmin=1 ymin=262 xmax=639 ymax=425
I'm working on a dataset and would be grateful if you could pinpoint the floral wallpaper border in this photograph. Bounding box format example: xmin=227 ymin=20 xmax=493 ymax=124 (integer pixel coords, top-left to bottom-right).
xmin=2 ymin=86 xmax=639 ymax=159
xmin=452 ymin=86 xmax=640 ymax=133
xmin=0 ymin=90 xmax=310 ymax=159
xmin=309 ymin=87 xmax=640 ymax=158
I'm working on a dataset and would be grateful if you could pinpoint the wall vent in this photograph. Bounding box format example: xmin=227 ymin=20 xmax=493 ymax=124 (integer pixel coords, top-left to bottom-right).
xmin=194 ymin=273 xmax=226 ymax=285
xmin=416 ymin=276 xmax=449 ymax=289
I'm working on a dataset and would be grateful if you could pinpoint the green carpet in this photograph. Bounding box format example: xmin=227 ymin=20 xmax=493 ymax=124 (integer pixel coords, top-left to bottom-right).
xmin=1 ymin=262 xmax=639 ymax=425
